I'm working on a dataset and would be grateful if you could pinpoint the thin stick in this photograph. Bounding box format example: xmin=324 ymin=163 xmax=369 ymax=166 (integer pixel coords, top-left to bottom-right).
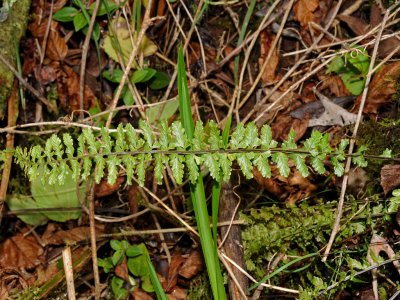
xmin=322 ymin=7 xmax=390 ymax=261
xmin=79 ymin=0 xmax=101 ymax=120
xmin=105 ymin=0 xmax=154 ymax=128
xmin=62 ymin=246 xmax=77 ymax=300
xmin=0 ymin=53 xmax=56 ymax=112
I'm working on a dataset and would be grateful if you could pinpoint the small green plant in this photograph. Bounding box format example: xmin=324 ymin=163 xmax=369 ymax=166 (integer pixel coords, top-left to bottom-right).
xmin=327 ymin=47 xmax=370 ymax=95
xmin=98 ymin=240 xmax=167 ymax=300
xmin=52 ymin=0 xmax=119 ymax=41
xmin=103 ymin=67 xmax=170 ymax=106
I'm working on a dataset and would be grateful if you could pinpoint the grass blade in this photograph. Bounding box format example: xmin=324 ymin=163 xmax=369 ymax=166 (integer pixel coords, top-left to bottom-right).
xmin=177 ymin=45 xmax=226 ymax=300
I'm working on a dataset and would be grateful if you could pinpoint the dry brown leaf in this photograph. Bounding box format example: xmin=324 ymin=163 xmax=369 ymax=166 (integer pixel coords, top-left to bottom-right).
xmin=259 ymin=31 xmax=279 ymax=85
xmin=42 ymin=226 xmax=103 ymax=246
xmin=178 ymin=250 xmax=204 ymax=279
xmin=380 ymin=164 xmax=400 ymax=195
xmin=115 ymin=257 xmax=129 ymax=282
xmin=337 ymin=15 xmax=369 ymax=36
xmin=293 ymin=0 xmax=319 ymax=27
xmin=166 ymin=252 xmax=185 ymax=292
xmin=354 ymin=61 xmax=400 ymax=114
xmin=35 ymin=62 xmax=59 ymax=85
xmin=131 ymin=288 xmax=154 ymax=300
xmin=167 ymin=287 xmax=187 ymax=300
xmin=319 ymin=75 xmax=350 ymax=97
xmin=367 ymin=234 xmax=400 ymax=300
xmin=59 ymin=65 xmax=97 ymax=112
xmin=95 ymin=176 xmax=125 ymax=197
xmin=46 ymin=30 xmax=68 ymax=61
xmin=0 ymin=235 xmax=43 ymax=269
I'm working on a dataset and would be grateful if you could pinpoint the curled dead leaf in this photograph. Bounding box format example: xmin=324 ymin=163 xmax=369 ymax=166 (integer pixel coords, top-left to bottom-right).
xmin=380 ymin=164 xmax=400 ymax=195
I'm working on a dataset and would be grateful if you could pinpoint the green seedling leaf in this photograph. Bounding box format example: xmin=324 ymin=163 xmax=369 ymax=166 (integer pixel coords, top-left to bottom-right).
xmin=111 ymin=250 xmax=125 ymax=266
xmin=128 ymin=255 xmax=149 ymax=277
xmin=82 ymin=22 xmax=100 ymax=41
xmin=73 ymin=12 xmax=88 ymax=32
xmin=110 ymin=239 xmax=129 ymax=251
xmin=122 ymin=87 xmax=134 ymax=106
xmin=131 ymin=68 xmax=156 ymax=83
xmin=126 ymin=245 xmax=143 ymax=257
xmin=111 ymin=276 xmax=128 ymax=300
xmin=141 ymin=275 xmax=154 ymax=293
xmin=103 ymin=68 xmax=124 ymax=83
xmin=6 ymin=194 xmax=47 ymax=226
xmin=53 ymin=6 xmax=79 ymax=22
xmin=103 ymin=17 xmax=157 ymax=66
xmin=89 ymin=0 xmax=119 ymax=16
xmin=146 ymin=98 xmax=179 ymax=124
xmin=30 ymin=167 xmax=86 ymax=222
xmin=149 ymin=71 xmax=170 ymax=90
xmin=98 ymin=257 xmax=113 ymax=273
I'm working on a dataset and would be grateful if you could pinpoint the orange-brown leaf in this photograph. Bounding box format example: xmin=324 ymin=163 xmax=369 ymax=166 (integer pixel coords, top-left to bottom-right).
xmin=293 ymin=0 xmax=319 ymax=27
xmin=0 ymin=235 xmax=43 ymax=269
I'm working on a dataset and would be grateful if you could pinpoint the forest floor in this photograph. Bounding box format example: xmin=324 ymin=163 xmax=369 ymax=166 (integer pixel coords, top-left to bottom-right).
xmin=1 ymin=0 xmax=400 ymax=299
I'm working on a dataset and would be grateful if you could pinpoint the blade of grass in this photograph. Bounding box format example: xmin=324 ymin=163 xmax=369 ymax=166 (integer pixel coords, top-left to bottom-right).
xmin=248 ymin=252 xmax=320 ymax=292
xmin=145 ymin=248 xmax=168 ymax=300
xmin=212 ymin=115 xmax=232 ymax=244
xmin=177 ymin=46 xmax=226 ymax=300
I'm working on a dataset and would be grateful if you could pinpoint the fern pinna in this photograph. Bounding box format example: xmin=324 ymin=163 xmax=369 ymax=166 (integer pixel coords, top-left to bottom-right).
xmin=12 ymin=120 xmax=368 ymax=186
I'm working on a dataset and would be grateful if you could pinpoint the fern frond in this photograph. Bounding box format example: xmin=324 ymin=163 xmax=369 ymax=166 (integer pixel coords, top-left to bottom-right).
xmin=10 ymin=120 xmax=357 ymax=186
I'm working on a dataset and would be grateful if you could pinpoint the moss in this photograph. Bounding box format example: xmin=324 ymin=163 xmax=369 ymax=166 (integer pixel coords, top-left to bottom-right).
xmin=0 ymin=0 xmax=31 ymax=119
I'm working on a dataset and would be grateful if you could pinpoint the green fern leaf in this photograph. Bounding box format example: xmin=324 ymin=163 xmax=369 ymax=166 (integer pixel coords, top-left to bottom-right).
xmin=94 ymin=156 xmax=105 ymax=183
xmin=63 ymin=134 xmax=75 ymax=157
xmin=136 ymin=154 xmax=151 ymax=186
xmin=230 ymin=123 xmax=245 ymax=148
xmin=123 ymin=155 xmax=136 ymax=185
xmin=154 ymin=154 xmax=167 ymax=184
xmin=272 ymin=152 xmax=290 ymax=178
xmin=290 ymin=154 xmax=309 ymax=177
xmin=125 ymin=123 xmax=143 ymax=150
xmin=139 ymin=119 xmax=155 ymax=149
xmin=101 ymin=128 xmax=113 ymax=154
xmin=169 ymin=154 xmax=185 ymax=184
xmin=207 ymin=121 xmax=221 ymax=150
xmin=244 ymin=122 xmax=260 ymax=148
xmin=82 ymin=157 xmax=92 ymax=180
xmin=185 ymin=155 xmax=199 ymax=184
xmin=107 ymin=155 xmax=120 ymax=184
xmin=219 ymin=154 xmax=232 ymax=182
xmin=159 ymin=121 xmax=171 ymax=150
xmin=204 ymin=153 xmax=220 ymax=180
xmin=331 ymin=156 xmax=345 ymax=176
xmin=260 ymin=124 xmax=277 ymax=149
xmin=193 ymin=121 xmax=206 ymax=150
xmin=115 ymin=124 xmax=126 ymax=152
xmin=253 ymin=152 xmax=272 ymax=178
xmin=282 ymin=130 xmax=297 ymax=149
xmin=171 ymin=121 xmax=188 ymax=149
xmin=311 ymin=156 xmax=326 ymax=174
xmin=352 ymin=145 xmax=368 ymax=167
xmin=237 ymin=153 xmax=254 ymax=179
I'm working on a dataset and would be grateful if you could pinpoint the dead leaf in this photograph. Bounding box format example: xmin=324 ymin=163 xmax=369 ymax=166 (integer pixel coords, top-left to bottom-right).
xmin=337 ymin=15 xmax=369 ymax=36
xmin=35 ymin=62 xmax=59 ymax=85
xmin=293 ymin=0 xmax=319 ymax=27
xmin=0 ymin=268 xmax=30 ymax=299
xmin=367 ymin=234 xmax=400 ymax=300
xmin=0 ymin=235 xmax=43 ymax=269
xmin=354 ymin=61 xmax=400 ymax=114
xmin=178 ymin=250 xmax=204 ymax=279
xmin=95 ymin=176 xmax=125 ymax=197
xmin=42 ymin=225 xmax=104 ymax=246
xmin=46 ymin=30 xmax=68 ymax=61
xmin=131 ymin=288 xmax=154 ymax=300
xmin=166 ymin=252 xmax=185 ymax=292
xmin=380 ymin=164 xmax=400 ymax=195
xmin=259 ymin=31 xmax=279 ymax=85
xmin=115 ymin=257 xmax=129 ymax=282
xmin=319 ymin=75 xmax=351 ymax=97
xmin=309 ymin=89 xmax=357 ymax=126
xmin=167 ymin=287 xmax=187 ymax=300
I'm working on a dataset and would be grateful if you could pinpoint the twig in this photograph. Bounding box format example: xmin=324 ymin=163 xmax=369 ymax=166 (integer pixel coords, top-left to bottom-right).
xmin=62 ymin=246 xmax=76 ymax=300
xmin=322 ymin=6 xmax=390 ymax=261
xmin=105 ymin=0 xmax=154 ymax=128
xmin=0 ymin=82 xmax=18 ymax=225
xmin=0 ymin=53 xmax=56 ymax=112
xmin=79 ymin=0 xmax=101 ymax=120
